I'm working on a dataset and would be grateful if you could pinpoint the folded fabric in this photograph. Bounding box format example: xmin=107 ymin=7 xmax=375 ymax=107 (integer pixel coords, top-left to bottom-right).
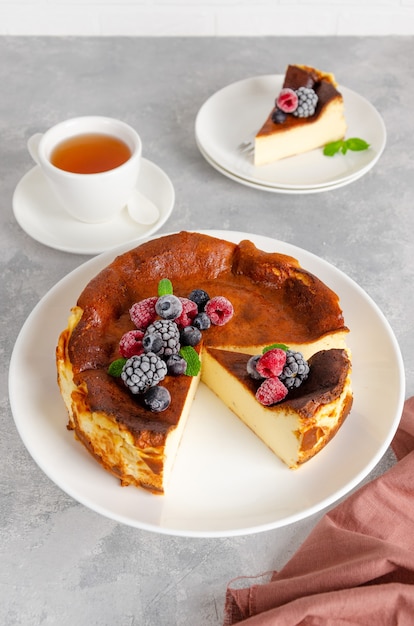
xmin=224 ymin=397 xmax=414 ymax=626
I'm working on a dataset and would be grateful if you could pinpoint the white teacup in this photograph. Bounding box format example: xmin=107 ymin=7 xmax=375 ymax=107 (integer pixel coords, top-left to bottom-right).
xmin=28 ymin=116 xmax=142 ymax=223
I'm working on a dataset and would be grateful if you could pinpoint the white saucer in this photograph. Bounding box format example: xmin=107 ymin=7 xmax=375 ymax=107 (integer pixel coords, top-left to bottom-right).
xmin=195 ymin=75 xmax=386 ymax=192
xmin=12 ymin=158 xmax=175 ymax=255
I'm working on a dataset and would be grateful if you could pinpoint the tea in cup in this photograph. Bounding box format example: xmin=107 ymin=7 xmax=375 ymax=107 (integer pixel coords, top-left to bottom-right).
xmin=27 ymin=116 xmax=142 ymax=223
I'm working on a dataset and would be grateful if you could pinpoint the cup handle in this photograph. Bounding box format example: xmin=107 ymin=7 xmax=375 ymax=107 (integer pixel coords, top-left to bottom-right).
xmin=27 ymin=133 xmax=43 ymax=165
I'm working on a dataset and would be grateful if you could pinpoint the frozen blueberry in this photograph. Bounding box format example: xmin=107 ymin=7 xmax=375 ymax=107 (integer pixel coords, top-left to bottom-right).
xmin=192 ymin=311 xmax=211 ymax=330
xmin=180 ymin=326 xmax=202 ymax=347
xmin=143 ymin=386 xmax=171 ymax=412
xmin=188 ymin=289 xmax=210 ymax=312
xmin=166 ymin=354 xmax=187 ymax=376
xmin=155 ymin=294 xmax=183 ymax=320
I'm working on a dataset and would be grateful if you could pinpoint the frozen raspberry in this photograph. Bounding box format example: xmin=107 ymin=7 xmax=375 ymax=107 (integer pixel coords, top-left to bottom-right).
xmin=174 ymin=297 xmax=198 ymax=328
xmin=119 ymin=329 xmax=145 ymax=358
xmin=205 ymin=296 xmax=234 ymax=326
xmin=129 ymin=297 xmax=157 ymax=330
xmin=256 ymin=377 xmax=288 ymax=406
xmin=256 ymin=349 xmax=287 ymax=378
xmin=276 ymin=88 xmax=298 ymax=114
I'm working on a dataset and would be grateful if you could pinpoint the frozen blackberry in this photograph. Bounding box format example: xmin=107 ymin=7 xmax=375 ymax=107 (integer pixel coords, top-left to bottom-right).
xmin=143 ymin=386 xmax=171 ymax=412
xmin=121 ymin=353 xmax=167 ymax=394
xmin=293 ymin=87 xmax=318 ymax=118
xmin=279 ymin=350 xmax=309 ymax=389
xmin=180 ymin=325 xmax=202 ymax=347
xmin=192 ymin=311 xmax=211 ymax=330
xmin=144 ymin=319 xmax=180 ymax=357
xmin=188 ymin=289 xmax=210 ymax=312
xmin=155 ymin=294 xmax=183 ymax=320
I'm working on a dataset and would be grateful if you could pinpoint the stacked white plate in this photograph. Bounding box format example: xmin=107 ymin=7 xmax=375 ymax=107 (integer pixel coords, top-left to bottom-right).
xmin=195 ymin=75 xmax=386 ymax=194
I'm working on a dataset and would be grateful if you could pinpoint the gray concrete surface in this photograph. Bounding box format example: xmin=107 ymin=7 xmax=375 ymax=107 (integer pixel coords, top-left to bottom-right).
xmin=1 ymin=36 xmax=412 ymax=625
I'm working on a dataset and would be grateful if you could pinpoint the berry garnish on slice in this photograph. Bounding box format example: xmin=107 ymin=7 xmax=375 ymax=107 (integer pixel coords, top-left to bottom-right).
xmin=256 ymin=348 xmax=287 ymax=378
xmin=276 ymin=88 xmax=298 ymax=113
xmin=256 ymin=377 xmax=288 ymax=406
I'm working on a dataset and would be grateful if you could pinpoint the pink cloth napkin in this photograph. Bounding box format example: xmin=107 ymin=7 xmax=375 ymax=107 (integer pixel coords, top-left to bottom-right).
xmin=224 ymin=396 xmax=414 ymax=625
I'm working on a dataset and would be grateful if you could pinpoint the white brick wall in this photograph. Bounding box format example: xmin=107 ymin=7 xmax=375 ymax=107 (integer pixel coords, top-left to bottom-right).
xmin=0 ymin=0 xmax=413 ymax=35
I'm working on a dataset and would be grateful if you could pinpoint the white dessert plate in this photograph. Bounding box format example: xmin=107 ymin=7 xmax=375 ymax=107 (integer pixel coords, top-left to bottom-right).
xmin=196 ymin=139 xmax=368 ymax=195
xmin=195 ymin=75 xmax=387 ymax=191
xmin=9 ymin=230 xmax=404 ymax=538
xmin=12 ymin=158 xmax=175 ymax=255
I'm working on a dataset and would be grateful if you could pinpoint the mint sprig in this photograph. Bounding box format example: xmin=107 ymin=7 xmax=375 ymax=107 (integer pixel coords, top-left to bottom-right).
xmin=323 ymin=137 xmax=370 ymax=157
xmin=108 ymin=357 xmax=127 ymax=377
xmin=179 ymin=346 xmax=201 ymax=376
xmin=158 ymin=278 xmax=173 ymax=296
xmin=262 ymin=343 xmax=289 ymax=354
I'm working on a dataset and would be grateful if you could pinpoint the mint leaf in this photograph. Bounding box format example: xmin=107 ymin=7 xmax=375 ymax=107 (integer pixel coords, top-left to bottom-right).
xmin=179 ymin=346 xmax=201 ymax=376
xmin=158 ymin=278 xmax=173 ymax=296
xmin=262 ymin=343 xmax=289 ymax=353
xmin=108 ymin=357 xmax=127 ymax=377
xmin=323 ymin=140 xmax=344 ymax=156
xmin=324 ymin=137 xmax=370 ymax=157
xmin=346 ymin=137 xmax=370 ymax=152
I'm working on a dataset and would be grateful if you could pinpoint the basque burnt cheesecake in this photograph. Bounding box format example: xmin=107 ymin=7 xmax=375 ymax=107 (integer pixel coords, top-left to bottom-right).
xmin=254 ymin=64 xmax=347 ymax=165
xmin=56 ymin=231 xmax=352 ymax=493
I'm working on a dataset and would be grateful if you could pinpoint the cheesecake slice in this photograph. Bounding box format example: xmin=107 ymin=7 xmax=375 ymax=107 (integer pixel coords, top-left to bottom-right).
xmin=254 ymin=65 xmax=347 ymax=165
xmin=202 ymin=347 xmax=353 ymax=468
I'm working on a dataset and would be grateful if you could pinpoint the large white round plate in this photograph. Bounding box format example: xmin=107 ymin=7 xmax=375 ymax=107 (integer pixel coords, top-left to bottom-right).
xmin=195 ymin=76 xmax=386 ymax=191
xmin=9 ymin=231 xmax=404 ymax=537
xmin=12 ymin=158 xmax=175 ymax=255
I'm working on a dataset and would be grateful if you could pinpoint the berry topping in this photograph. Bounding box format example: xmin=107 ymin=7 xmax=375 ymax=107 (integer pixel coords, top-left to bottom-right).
xmin=174 ymin=298 xmax=198 ymax=328
xmin=180 ymin=325 xmax=202 ymax=347
xmin=166 ymin=354 xmax=187 ymax=376
xmin=188 ymin=289 xmax=210 ymax=312
xmin=205 ymin=296 xmax=234 ymax=326
xmin=143 ymin=386 xmax=171 ymax=412
xmin=293 ymin=87 xmax=318 ymax=118
xmin=256 ymin=377 xmax=288 ymax=406
xmin=279 ymin=350 xmax=310 ymax=389
xmin=121 ymin=353 xmax=167 ymax=394
xmin=129 ymin=297 xmax=157 ymax=330
xmin=155 ymin=294 xmax=183 ymax=320
xmin=144 ymin=319 xmax=180 ymax=357
xmin=256 ymin=348 xmax=287 ymax=378
xmin=142 ymin=332 xmax=164 ymax=355
xmin=119 ymin=330 xmax=145 ymax=358
xmin=271 ymin=108 xmax=287 ymax=124
xmin=276 ymin=88 xmax=298 ymax=113
xmin=246 ymin=354 xmax=263 ymax=380
xmin=192 ymin=311 xmax=211 ymax=330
